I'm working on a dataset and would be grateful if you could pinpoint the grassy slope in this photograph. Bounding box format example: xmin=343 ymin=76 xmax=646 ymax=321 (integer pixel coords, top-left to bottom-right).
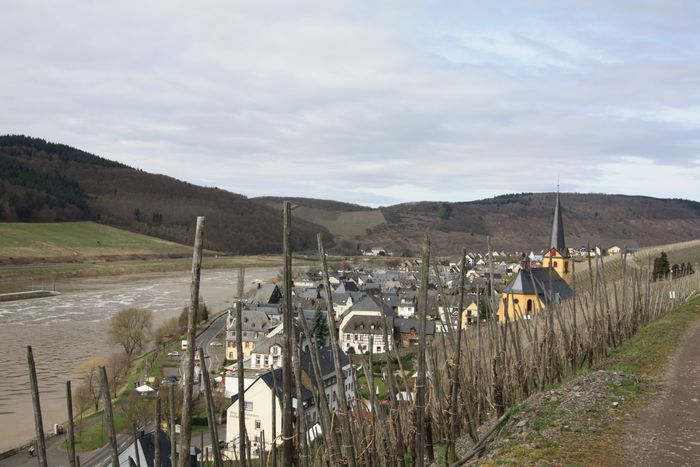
xmin=573 ymin=238 xmax=700 ymax=291
xmin=485 ymin=295 xmax=700 ymax=466
xmin=0 ymin=221 xmax=192 ymax=261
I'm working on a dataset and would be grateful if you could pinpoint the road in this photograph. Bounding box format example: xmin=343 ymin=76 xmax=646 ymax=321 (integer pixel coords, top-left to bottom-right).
xmin=80 ymin=314 xmax=230 ymax=467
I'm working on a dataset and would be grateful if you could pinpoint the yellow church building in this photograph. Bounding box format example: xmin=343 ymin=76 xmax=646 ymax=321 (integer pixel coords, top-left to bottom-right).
xmin=498 ymin=192 xmax=573 ymax=322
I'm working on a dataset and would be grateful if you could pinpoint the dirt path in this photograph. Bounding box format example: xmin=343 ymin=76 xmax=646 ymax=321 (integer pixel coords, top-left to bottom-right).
xmin=623 ymin=318 xmax=700 ymax=466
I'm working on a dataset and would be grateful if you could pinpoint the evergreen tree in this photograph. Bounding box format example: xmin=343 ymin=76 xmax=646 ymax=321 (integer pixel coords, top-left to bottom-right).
xmin=653 ymin=251 xmax=670 ymax=280
xmin=311 ymin=309 xmax=329 ymax=349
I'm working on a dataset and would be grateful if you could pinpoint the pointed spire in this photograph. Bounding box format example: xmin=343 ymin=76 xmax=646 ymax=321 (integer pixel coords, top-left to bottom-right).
xmin=550 ymin=190 xmax=566 ymax=252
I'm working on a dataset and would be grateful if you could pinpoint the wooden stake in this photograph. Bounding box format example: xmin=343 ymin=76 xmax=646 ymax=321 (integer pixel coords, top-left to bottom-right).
xmin=415 ymin=234 xmax=431 ymax=467
xmin=198 ymin=346 xmax=223 ymax=467
xmin=179 ymin=216 xmax=205 ymax=467
xmin=155 ymin=397 xmax=161 ymax=467
xmin=27 ymin=346 xmax=47 ymax=467
xmin=281 ymin=201 xmax=294 ymax=466
xmin=66 ymin=381 xmax=77 ymax=467
xmin=236 ymin=300 xmax=247 ymax=467
xmin=99 ymin=366 xmax=119 ymax=466
xmin=318 ymin=233 xmax=357 ymax=467
xmin=168 ymin=382 xmax=177 ymax=466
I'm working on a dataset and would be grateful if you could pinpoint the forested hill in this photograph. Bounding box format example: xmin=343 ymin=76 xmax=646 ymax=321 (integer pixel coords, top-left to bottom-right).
xmin=0 ymin=135 xmax=327 ymax=254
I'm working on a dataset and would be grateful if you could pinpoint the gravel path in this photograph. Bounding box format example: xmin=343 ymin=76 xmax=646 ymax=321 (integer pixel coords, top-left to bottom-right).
xmin=623 ymin=318 xmax=700 ymax=466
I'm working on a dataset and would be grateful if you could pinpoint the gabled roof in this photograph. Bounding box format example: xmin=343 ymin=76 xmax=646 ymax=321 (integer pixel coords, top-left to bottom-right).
xmin=341 ymin=314 xmax=389 ymax=335
xmin=299 ymin=345 xmax=350 ymax=385
xmin=344 ymin=294 xmax=394 ymax=317
xmin=335 ymin=281 xmax=359 ymax=293
xmin=251 ymin=333 xmax=285 ymax=354
xmin=502 ymin=267 xmax=572 ymax=303
xmin=259 ymin=368 xmax=315 ymax=407
xmin=394 ymin=318 xmax=436 ymax=335
xmin=250 ymin=284 xmax=282 ymax=305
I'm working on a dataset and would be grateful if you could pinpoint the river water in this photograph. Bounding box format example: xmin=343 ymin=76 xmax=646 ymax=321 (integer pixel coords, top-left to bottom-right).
xmin=0 ymin=267 xmax=276 ymax=453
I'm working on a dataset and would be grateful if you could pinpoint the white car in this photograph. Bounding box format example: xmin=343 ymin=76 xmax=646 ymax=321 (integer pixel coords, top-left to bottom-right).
xmin=167 ymin=351 xmax=182 ymax=357
xmin=208 ymin=342 xmax=223 ymax=347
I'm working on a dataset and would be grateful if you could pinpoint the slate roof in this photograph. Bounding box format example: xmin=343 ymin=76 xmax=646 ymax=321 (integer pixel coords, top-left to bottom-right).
xmin=251 ymin=333 xmax=285 ymax=354
xmin=250 ymin=284 xmax=283 ymax=305
xmin=394 ymin=318 xmax=436 ymax=335
xmin=299 ymin=345 xmax=351 ymax=385
xmin=502 ymin=267 xmax=572 ymax=303
xmin=344 ymin=294 xmax=395 ymax=317
xmin=259 ymin=368 xmax=315 ymax=407
xmin=341 ymin=314 xmax=390 ymax=335
xmin=550 ymin=191 xmax=566 ymax=252
xmin=335 ymin=281 xmax=359 ymax=293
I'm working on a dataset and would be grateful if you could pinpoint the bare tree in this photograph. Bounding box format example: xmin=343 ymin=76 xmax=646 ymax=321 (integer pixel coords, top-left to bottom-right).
xmin=74 ymin=357 xmax=106 ymax=411
xmin=73 ymin=383 xmax=92 ymax=441
xmin=109 ymin=308 xmax=153 ymax=357
xmin=120 ymin=392 xmax=154 ymax=431
xmin=154 ymin=317 xmax=182 ymax=347
xmin=106 ymin=353 xmax=130 ymax=398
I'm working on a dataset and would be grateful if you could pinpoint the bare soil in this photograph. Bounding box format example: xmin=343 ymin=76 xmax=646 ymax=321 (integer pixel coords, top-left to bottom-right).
xmin=622 ymin=318 xmax=700 ymax=466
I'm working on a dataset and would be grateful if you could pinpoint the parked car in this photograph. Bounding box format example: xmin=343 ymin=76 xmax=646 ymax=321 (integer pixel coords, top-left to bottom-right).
xmin=209 ymin=341 xmax=223 ymax=347
xmin=167 ymin=351 xmax=182 ymax=357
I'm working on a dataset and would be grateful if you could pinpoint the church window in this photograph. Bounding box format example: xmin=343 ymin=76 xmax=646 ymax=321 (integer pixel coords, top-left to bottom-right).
xmin=527 ymin=299 xmax=533 ymax=312
xmin=553 ymin=261 xmax=558 ymax=268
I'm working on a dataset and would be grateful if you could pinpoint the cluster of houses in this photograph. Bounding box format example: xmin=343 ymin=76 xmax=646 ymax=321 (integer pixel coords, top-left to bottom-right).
xmin=220 ymin=191 xmax=625 ymax=456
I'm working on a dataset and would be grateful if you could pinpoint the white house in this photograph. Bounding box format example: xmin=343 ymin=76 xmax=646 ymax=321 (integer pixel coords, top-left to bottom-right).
xmin=226 ymin=347 xmax=355 ymax=456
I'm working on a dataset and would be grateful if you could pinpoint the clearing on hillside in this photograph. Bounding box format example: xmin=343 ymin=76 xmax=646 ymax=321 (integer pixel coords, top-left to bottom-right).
xmin=292 ymin=206 xmax=387 ymax=236
xmin=0 ymin=221 xmax=192 ymax=263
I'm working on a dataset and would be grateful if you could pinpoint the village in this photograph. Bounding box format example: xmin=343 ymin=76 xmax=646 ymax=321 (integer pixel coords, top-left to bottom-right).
xmin=206 ymin=193 xmax=626 ymax=459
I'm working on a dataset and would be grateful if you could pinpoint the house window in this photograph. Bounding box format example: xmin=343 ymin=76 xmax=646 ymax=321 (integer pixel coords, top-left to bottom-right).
xmin=244 ymin=401 xmax=253 ymax=411
xmin=345 ymin=334 xmax=350 ymax=340
xmin=376 ymin=346 xmax=381 ymax=352
xmin=564 ymin=262 xmax=569 ymax=273
xmin=255 ymin=420 xmax=261 ymax=430
xmin=553 ymin=261 xmax=558 ymax=268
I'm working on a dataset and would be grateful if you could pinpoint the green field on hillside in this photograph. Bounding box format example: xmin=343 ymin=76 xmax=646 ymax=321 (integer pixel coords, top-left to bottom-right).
xmin=293 ymin=205 xmax=386 ymax=236
xmin=0 ymin=222 xmax=192 ymax=260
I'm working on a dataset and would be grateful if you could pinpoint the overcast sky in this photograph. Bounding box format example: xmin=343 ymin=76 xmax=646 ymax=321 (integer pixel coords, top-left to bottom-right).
xmin=1 ymin=1 xmax=699 ymax=207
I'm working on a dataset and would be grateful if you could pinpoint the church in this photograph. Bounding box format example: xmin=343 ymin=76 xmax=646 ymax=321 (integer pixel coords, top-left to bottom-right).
xmin=497 ymin=192 xmax=573 ymax=322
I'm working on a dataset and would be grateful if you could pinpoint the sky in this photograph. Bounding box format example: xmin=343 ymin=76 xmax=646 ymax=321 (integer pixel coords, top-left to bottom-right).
xmin=1 ymin=0 xmax=699 ymax=207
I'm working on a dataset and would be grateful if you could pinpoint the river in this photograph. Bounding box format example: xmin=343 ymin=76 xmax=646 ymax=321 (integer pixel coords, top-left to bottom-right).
xmin=0 ymin=267 xmax=277 ymax=453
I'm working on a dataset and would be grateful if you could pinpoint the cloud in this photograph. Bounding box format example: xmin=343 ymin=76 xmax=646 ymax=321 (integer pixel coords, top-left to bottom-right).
xmin=1 ymin=1 xmax=699 ymax=206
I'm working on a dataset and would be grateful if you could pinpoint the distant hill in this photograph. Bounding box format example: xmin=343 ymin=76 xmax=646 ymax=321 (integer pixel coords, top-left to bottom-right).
xmin=0 ymin=135 xmax=329 ymax=254
xmin=3 ymin=135 xmax=699 ymax=257
xmin=257 ymin=193 xmax=700 ymax=255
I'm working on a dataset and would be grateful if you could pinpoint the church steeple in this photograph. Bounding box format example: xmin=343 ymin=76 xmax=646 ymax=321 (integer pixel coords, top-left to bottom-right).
xmin=550 ymin=189 xmax=566 ymax=253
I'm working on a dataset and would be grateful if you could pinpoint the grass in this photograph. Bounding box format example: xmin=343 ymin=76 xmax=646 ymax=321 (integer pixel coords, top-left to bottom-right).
xmin=63 ymin=412 xmax=128 ymax=452
xmin=0 ymin=253 xmax=318 ymax=280
xmin=0 ymin=221 xmax=191 ymax=260
xmin=485 ymin=295 xmax=700 ymax=466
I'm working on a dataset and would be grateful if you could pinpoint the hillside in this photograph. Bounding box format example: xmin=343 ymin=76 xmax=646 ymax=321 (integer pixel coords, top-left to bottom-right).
xmin=255 ymin=197 xmax=386 ymax=237
xmin=256 ymin=193 xmax=700 ymax=255
xmin=0 ymin=136 xmax=329 ymax=254
xmin=0 ymin=221 xmax=193 ymax=264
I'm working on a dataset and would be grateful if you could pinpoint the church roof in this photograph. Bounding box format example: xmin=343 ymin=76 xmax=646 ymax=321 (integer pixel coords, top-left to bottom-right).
xmin=550 ymin=191 xmax=566 ymax=253
xmin=502 ymin=267 xmax=573 ymax=303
